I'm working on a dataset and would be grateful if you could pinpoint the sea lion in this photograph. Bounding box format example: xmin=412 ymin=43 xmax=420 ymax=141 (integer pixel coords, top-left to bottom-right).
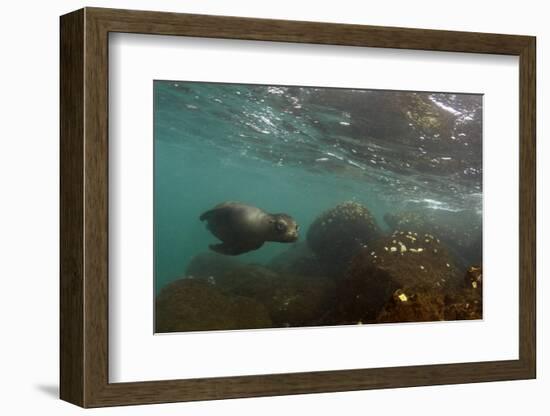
xmin=199 ymin=202 xmax=299 ymax=255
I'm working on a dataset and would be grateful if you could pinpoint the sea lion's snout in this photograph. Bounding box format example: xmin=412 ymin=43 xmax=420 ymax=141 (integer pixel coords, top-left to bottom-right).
xmin=283 ymin=228 xmax=299 ymax=242
xmin=289 ymin=230 xmax=299 ymax=242
xmin=272 ymin=215 xmax=299 ymax=242
xmin=288 ymin=223 xmax=299 ymax=242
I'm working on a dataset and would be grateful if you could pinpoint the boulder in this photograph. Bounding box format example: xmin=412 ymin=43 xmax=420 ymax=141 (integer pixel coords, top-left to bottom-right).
xmin=155 ymin=277 xmax=271 ymax=333
xmin=306 ymin=201 xmax=382 ymax=277
xmin=383 ymin=210 xmax=482 ymax=266
xmin=218 ymin=265 xmax=335 ymax=327
xmin=185 ymin=251 xmax=241 ymax=280
xmin=325 ymin=231 xmax=461 ymax=325
xmin=443 ymin=266 xmax=483 ymax=320
xmin=267 ymin=242 xmax=324 ymax=278
xmin=376 ymin=288 xmax=445 ymax=323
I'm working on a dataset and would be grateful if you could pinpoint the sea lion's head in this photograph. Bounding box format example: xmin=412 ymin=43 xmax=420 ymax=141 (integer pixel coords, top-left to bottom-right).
xmin=268 ymin=214 xmax=299 ymax=243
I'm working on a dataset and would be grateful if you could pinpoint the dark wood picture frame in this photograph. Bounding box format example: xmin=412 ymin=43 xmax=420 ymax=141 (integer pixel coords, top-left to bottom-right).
xmin=60 ymin=7 xmax=536 ymax=408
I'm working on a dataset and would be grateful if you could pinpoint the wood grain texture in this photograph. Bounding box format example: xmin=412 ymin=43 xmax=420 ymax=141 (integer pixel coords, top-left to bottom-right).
xmin=83 ymin=10 xmax=110 ymax=406
xmin=89 ymin=7 xmax=532 ymax=55
xmin=59 ymin=7 xmax=537 ymax=408
xmin=518 ymin=38 xmax=537 ymax=376
xmin=59 ymin=8 xmax=84 ymax=407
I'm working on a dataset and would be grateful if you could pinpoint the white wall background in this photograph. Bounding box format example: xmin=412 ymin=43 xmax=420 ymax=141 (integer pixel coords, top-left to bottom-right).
xmin=0 ymin=0 xmax=545 ymax=414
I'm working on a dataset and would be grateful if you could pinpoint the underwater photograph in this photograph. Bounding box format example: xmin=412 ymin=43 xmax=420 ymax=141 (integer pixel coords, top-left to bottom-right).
xmin=153 ymin=80 xmax=483 ymax=333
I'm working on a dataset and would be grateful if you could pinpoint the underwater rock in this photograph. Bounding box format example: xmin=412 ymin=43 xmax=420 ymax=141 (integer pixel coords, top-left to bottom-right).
xmin=443 ymin=266 xmax=483 ymax=320
xmin=217 ymin=264 xmax=335 ymax=327
xmin=383 ymin=210 xmax=482 ymax=266
xmin=155 ymin=277 xmax=271 ymax=333
xmin=324 ymin=257 xmax=396 ymax=325
xmin=376 ymin=288 xmax=445 ymax=323
xmin=215 ymin=264 xmax=280 ymax=301
xmin=185 ymin=252 xmax=241 ymax=280
xmin=362 ymin=230 xmax=462 ymax=291
xmin=306 ymin=201 xmax=382 ymax=277
xmin=443 ymin=293 xmax=482 ymax=321
xmin=268 ymin=274 xmax=335 ymax=327
xmin=463 ymin=265 xmax=482 ymax=291
xmin=463 ymin=235 xmax=483 ymax=270
xmin=267 ymin=242 xmax=325 ymax=278
xmin=325 ymin=231 xmax=461 ymax=325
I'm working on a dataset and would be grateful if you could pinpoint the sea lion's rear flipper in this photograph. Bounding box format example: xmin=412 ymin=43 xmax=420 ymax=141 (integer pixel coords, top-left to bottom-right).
xmin=209 ymin=241 xmax=263 ymax=256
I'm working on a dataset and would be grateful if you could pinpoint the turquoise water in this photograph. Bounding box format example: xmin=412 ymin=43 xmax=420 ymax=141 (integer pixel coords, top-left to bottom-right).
xmin=154 ymin=81 xmax=482 ymax=293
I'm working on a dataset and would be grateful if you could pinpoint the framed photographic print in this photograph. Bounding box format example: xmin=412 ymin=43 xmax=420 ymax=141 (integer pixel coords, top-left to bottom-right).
xmin=60 ymin=7 xmax=536 ymax=408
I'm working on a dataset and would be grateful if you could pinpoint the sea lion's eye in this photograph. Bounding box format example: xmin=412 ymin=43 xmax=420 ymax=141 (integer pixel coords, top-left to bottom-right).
xmin=275 ymin=221 xmax=286 ymax=232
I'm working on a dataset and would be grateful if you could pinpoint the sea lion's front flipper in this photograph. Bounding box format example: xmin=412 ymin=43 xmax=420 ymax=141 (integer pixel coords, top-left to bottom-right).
xmin=209 ymin=241 xmax=263 ymax=256
xmin=199 ymin=209 xmax=217 ymax=222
